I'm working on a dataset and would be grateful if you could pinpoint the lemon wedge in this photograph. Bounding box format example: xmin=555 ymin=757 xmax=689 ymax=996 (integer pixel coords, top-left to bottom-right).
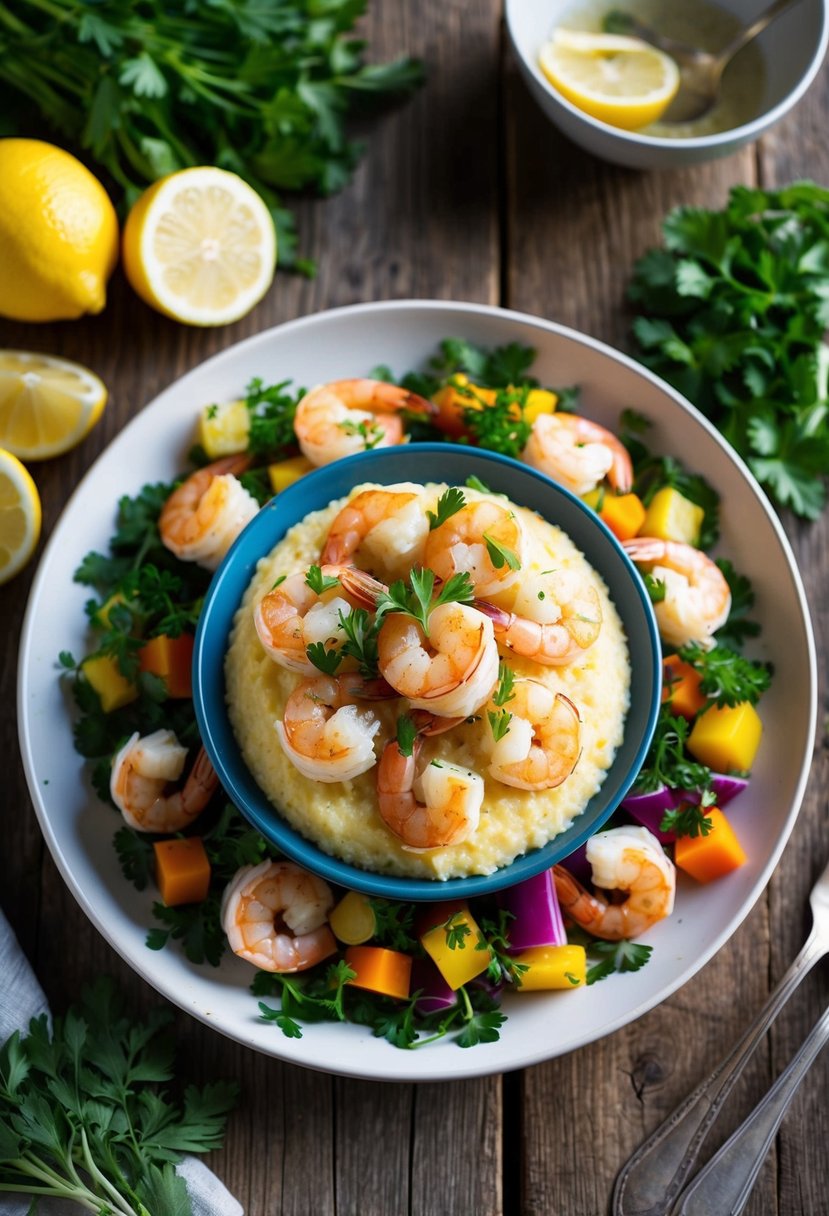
xmin=540 ymin=30 xmax=680 ymax=130
xmin=0 ymin=449 xmax=41 ymax=584
xmin=122 ymin=167 xmax=277 ymax=326
xmin=0 ymin=351 xmax=107 ymax=461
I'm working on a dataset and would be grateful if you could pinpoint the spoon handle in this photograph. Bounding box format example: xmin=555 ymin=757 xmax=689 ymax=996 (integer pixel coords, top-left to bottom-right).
xmin=673 ymin=1004 xmax=829 ymax=1216
xmin=719 ymin=0 xmax=803 ymax=63
xmin=612 ymin=929 xmax=824 ymax=1216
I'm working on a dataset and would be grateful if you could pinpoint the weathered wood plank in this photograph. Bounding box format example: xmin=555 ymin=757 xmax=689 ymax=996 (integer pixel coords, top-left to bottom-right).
xmin=410 ymin=1077 xmax=503 ymax=1216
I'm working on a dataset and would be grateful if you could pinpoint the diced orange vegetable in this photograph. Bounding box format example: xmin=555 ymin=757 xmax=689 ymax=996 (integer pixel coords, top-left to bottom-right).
xmin=662 ymin=654 xmax=706 ymax=720
xmin=81 ymin=655 xmax=138 ymax=713
xmin=329 ymin=890 xmax=377 ymax=944
xmin=512 ymin=944 xmax=587 ymax=991
xmin=687 ymin=702 xmax=763 ymax=773
xmin=267 ymin=455 xmax=313 ymax=495
xmin=641 ymin=486 xmax=705 ymax=545
xmin=138 ymin=633 xmax=194 ymax=698
xmin=601 ymin=493 xmax=647 ymax=542
xmin=420 ymin=904 xmax=493 ymax=990
xmin=345 ymin=945 xmax=412 ymax=1000
xmin=153 ymin=837 xmax=211 ymax=906
xmin=432 ymin=375 xmax=500 ymax=439
xmin=523 ymin=388 xmax=558 ymax=424
xmin=674 ymin=807 xmax=747 ymax=882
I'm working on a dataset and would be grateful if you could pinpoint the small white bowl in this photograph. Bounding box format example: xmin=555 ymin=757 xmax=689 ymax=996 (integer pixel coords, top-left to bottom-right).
xmin=506 ymin=0 xmax=829 ymax=168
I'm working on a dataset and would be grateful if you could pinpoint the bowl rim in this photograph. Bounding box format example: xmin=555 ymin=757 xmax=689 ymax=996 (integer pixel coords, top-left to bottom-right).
xmin=504 ymin=0 xmax=829 ymax=150
xmin=193 ymin=442 xmax=662 ymax=900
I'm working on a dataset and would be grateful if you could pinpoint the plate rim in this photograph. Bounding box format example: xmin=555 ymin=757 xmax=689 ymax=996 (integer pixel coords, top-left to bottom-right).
xmin=17 ymin=298 xmax=818 ymax=1081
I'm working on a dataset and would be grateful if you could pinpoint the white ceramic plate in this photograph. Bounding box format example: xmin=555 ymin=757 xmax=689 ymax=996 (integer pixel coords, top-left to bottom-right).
xmin=18 ymin=301 xmax=816 ymax=1082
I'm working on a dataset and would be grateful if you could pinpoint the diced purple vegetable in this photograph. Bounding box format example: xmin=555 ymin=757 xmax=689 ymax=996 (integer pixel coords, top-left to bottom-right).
xmin=558 ymin=841 xmax=593 ymax=886
xmin=621 ymin=786 xmax=680 ymax=843
xmin=411 ymin=956 xmax=458 ymax=1016
xmin=704 ymin=773 xmax=750 ymax=807
xmin=498 ymin=869 xmax=567 ymax=952
xmin=469 ymin=972 xmax=503 ymax=1006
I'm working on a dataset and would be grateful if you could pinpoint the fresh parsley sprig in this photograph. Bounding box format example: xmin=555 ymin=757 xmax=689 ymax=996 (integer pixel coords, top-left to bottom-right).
xmin=375 ymin=568 xmax=475 ymax=637
xmin=483 ymin=532 xmax=521 ymax=571
xmin=337 ymin=607 xmax=382 ymax=678
xmin=427 ymin=486 xmax=466 ymax=530
xmin=306 ymin=565 xmax=340 ymax=595
xmin=488 ymin=663 xmax=516 ymax=742
xmin=0 ymin=978 xmax=237 ymax=1216
xmin=660 ymin=791 xmax=717 ymax=839
xmin=634 ymin=705 xmax=713 ymax=795
xmin=678 ymin=643 xmax=772 ymax=707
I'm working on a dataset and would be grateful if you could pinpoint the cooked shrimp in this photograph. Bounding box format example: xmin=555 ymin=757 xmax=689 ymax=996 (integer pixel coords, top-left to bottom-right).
xmin=423 ymin=497 xmax=525 ymax=597
xmin=623 ymin=537 xmax=731 ymax=649
xmin=110 ymin=730 xmax=218 ymax=833
xmin=320 ymin=484 xmax=429 ymax=578
xmin=487 ymin=680 xmax=581 ymax=791
xmin=553 ymin=826 xmax=676 ymax=940
xmin=275 ymin=672 xmax=386 ymax=782
xmin=522 ymin=414 xmax=633 ymax=496
xmin=254 ymin=564 xmax=357 ymax=674
xmin=293 ymin=379 xmax=434 ymax=467
xmin=476 ymin=568 xmax=602 ymax=664
xmin=377 ymin=601 xmax=500 ymax=719
xmin=159 ymin=455 xmax=258 ymax=570
xmin=377 ymin=736 xmax=484 ymax=850
xmin=221 ymin=859 xmax=337 ymax=973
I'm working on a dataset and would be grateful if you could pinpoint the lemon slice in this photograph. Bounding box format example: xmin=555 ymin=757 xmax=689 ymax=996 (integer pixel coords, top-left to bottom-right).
xmin=0 ymin=351 xmax=107 ymax=461
xmin=0 ymin=449 xmax=41 ymax=584
xmin=540 ymin=30 xmax=680 ymax=130
xmin=122 ymin=167 xmax=277 ymax=326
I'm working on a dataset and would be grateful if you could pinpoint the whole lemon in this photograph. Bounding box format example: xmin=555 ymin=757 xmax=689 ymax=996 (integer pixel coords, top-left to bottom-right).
xmin=0 ymin=139 xmax=119 ymax=322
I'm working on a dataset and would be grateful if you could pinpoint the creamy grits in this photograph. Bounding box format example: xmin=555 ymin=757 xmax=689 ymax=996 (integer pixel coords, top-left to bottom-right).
xmin=225 ymin=482 xmax=631 ymax=880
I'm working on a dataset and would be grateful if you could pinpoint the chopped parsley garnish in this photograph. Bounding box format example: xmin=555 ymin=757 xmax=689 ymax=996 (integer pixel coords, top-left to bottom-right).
xmin=338 ymin=418 xmax=385 ymax=449
xmin=245 ymin=376 xmax=303 ymax=459
xmin=634 ymin=704 xmax=713 ymax=794
xmin=661 ymin=791 xmax=716 ymax=839
xmin=643 ymin=573 xmax=667 ymax=603
xmin=376 ymin=568 xmax=475 ymax=637
xmin=465 ymin=474 xmax=491 ymax=493
xmin=306 ymin=641 xmax=343 ymax=676
xmin=306 ymin=564 xmax=340 ymax=595
xmin=586 ymin=939 xmax=653 ymax=985
xmin=488 ymin=663 xmax=516 ymax=741
xmin=337 ymin=607 xmax=382 ymax=678
xmin=679 ymin=642 xmax=772 ymax=707
xmin=714 ymin=558 xmax=762 ymax=647
xmin=427 ymin=486 xmax=466 ymax=530
xmin=444 ymin=913 xmax=473 ymax=951
xmin=483 ymin=532 xmax=521 ymax=571
xmin=396 ymin=714 xmax=417 ymax=758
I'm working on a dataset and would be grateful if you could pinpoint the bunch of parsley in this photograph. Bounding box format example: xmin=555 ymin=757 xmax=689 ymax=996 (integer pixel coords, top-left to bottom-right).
xmin=0 ymin=978 xmax=237 ymax=1215
xmin=628 ymin=184 xmax=829 ymax=518
xmin=0 ymin=0 xmax=423 ymax=271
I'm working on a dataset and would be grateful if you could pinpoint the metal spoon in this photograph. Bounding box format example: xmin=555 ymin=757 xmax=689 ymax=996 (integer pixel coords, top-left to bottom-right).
xmin=605 ymin=0 xmax=804 ymax=123
xmin=612 ymin=852 xmax=829 ymax=1215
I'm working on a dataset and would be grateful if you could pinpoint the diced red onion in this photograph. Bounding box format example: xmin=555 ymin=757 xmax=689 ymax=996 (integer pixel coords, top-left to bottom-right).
xmin=498 ymin=868 xmax=567 ymax=952
xmin=411 ymin=956 xmax=458 ymax=1016
xmin=621 ymin=786 xmax=680 ymax=843
xmin=557 ymin=841 xmax=593 ymax=886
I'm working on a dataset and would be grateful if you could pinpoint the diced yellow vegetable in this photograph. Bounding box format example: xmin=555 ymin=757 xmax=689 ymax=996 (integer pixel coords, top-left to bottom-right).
xmin=641 ymin=486 xmax=705 ymax=546
xmin=198 ymin=399 xmax=250 ymax=458
xmin=329 ymin=890 xmax=377 ymax=945
xmin=687 ymin=702 xmax=763 ymax=773
xmin=81 ymin=654 xmax=138 ymax=712
xmin=420 ymin=905 xmax=493 ymax=991
xmin=512 ymin=944 xmax=587 ymax=991
xmin=267 ymin=455 xmax=314 ymax=494
xmin=523 ymin=388 xmax=558 ymax=424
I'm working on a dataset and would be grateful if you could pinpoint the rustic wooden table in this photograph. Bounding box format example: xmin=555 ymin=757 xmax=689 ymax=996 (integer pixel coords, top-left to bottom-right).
xmin=4 ymin=4 xmax=828 ymax=1213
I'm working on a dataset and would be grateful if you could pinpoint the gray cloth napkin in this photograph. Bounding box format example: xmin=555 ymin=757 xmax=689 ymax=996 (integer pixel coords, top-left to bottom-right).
xmin=0 ymin=909 xmax=243 ymax=1216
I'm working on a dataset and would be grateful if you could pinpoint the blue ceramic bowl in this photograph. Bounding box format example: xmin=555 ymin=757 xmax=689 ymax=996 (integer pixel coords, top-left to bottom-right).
xmin=193 ymin=444 xmax=661 ymax=900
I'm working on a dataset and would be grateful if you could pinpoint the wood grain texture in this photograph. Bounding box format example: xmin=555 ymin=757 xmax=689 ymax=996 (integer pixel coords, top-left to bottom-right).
xmin=2 ymin=1 xmax=828 ymax=1213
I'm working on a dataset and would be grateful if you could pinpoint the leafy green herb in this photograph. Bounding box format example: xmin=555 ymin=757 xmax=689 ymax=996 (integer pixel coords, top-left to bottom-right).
xmin=492 ymin=662 xmax=516 ymax=707
xmin=338 ymin=418 xmax=385 ymax=449
xmin=376 ymin=568 xmax=475 ymax=637
xmin=483 ymin=532 xmax=521 ymax=571
xmin=0 ymin=0 xmax=423 ymax=272
xmin=427 ymin=486 xmax=466 ymax=530
xmin=0 ymin=978 xmax=237 ymax=1216
xmin=678 ymin=643 xmax=772 ymax=707
xmin=628 ymin=184 xmax=829 ymax=518
xmin=661 ymin=791 xmax=716 ymax=839
xmin=245 ymin=377 xmax=302 ymax=457
xmin=306 ymin=641 xmax=343 ymax=676
xmin=306 ymin=565 xmax=340 ymax=595
xmin=337 ymin=607 xmax=382 ymax=678
xmin=487 ymin=709 xmax=513 ymax=743
xmin=368 ymin=899 xmax=419 ymax=953
xmin=644 ymin=573 xmax=667 ymax=604
xmin=478 ymin=911 xmax=529 ymax=988
xmin=455 ymin=1008 xmax=506 ymax=1048
xmin=396 ymin=714 xmax=417 ymax=758
xmin=634 ymin=705 xmax=712 ymax=794
xmin=585 ymin=939 xmax=653 ymax=985
xmin=444 ymin=913 xmax=472 ymax=951
xmin=465 ymin=475 xmax=491 ymax=493
xmin=464 ymin=389 xmax=532 ymax=458
xmin=714 ymin=559 xmax=762 ymax=647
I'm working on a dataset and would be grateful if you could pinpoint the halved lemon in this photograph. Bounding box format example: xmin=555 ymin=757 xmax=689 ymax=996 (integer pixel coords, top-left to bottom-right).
xmin=539 ymin=30 xmax=680 ymax=130
xmin=122 ymin=167 xmax=277 ymax=326
xmin=0 ymin=449 xmax=41 ymax=584
xmin=0 ymin=351 xmax=107 ymax=461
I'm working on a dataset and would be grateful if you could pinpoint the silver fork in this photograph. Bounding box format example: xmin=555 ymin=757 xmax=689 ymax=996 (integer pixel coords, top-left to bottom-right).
xmin=613 ymin=855 xmax=829 ymax=1216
